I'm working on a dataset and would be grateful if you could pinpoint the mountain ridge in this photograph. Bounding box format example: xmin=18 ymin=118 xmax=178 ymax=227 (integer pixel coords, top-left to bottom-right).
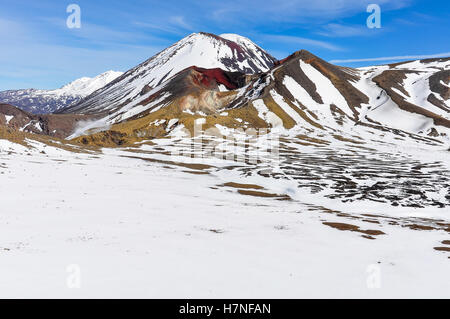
xmin=66 ymin=45 xmax=449 ymax=145
xmin=0 ymin=71 xmax=123 ymax=114
xmin=0 ymin=32 xmax=448 ymax=146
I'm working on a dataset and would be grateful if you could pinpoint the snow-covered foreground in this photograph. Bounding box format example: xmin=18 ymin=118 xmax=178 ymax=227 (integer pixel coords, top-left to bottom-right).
xmin=0 ymin=138 xmax=449 ymax=298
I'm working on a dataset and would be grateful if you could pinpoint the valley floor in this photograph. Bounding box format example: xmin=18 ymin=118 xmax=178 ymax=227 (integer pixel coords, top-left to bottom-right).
xmin=0 ymin=134 xmax=449 ymax=298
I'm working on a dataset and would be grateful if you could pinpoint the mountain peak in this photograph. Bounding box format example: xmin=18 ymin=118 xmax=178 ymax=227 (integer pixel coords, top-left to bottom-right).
xmin=61 ymin=32 xmax=277 ymax=114
xmin=277 ymin=49 xmax=320 ymax=65
xmin=54 ymin=71 xmax=123 ymax=96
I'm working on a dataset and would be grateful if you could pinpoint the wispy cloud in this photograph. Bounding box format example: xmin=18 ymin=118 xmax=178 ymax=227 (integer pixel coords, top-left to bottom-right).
xmin=317 ymin=23 xmax=377 ymax=37
xmin=169 ymin=16 xmax=193 ymax=31
xmin=133 ymin=21 xmax=183 ymax=35
xmin=133 ymin=15 xmax=194 ymax=36
xmin=0 ymin=15 xmax=164 ymax=90
xmin=0 ymin=18 xmax=30 ymax=40
xmin=264 ymin=35 xmax=343 ymax=51
xmin=330 ymin=52 xmax=450 ymax=63
xmin=208 ymin=0 xmax=412 ymax=24
xmin=41 ymin=17 xmax=163 ymax=46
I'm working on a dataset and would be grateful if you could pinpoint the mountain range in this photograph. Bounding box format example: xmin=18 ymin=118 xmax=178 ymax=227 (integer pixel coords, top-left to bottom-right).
xmin=0 ymin=32 xmax=449 ymax=146
xmin=0 ymin=71 xmax=122 ymax=114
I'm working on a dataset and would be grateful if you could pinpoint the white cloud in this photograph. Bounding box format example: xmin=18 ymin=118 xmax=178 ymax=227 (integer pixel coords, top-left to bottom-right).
xmin=208 ymin=0 xmax=412 ymax=23
xmin=330 ymin=52 xmax=450 ymax=63
xmin=317 ymin=23 xmax=375 ymax=37
xmin=135 ymin=15 xmax=194 ymax=34
xmin=0 ymin=43 xmax=162 ymax=91
xmin=41 ymin=17 xmax=163 ymax=46
xmin=0 ymin=15 xmax=169 ymax=90
xmin=169 ymin=16 xmax=194 ymax=31
xmin=265 ymin=35 xmax=343 ymax=51
xmin=133 ymin=21 xmax=183 ymax=35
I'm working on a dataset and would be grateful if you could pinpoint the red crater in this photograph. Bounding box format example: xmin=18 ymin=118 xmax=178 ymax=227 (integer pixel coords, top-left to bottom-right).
xmin=190 ymin=66 xmax=238 ymax=90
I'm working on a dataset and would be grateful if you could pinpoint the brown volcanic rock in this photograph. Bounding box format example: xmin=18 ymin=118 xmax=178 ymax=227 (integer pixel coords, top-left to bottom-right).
xmin=223 ymin=50 xmax=371 ymax=126
xmin=427 ymin=70 xmax=450 ymax=111
xmin=273 ymin=50 xmax=369 ymax=120
xmin=40 ymin=113 xmax=101 ymax=139
xmin=272 ymin=51 xmax=324 ymax=105
xmin=373 ymin=71 xmax=450 ymax=128
xmin=388 ymin=57 xmax=450 ymax=69
xmin=427 ymin=94 xmax=449 ymax=112
xmin=0 ymin=103 xmax=35 ymax=131
xmin=0 ymin=103 xmax=98 ymax=139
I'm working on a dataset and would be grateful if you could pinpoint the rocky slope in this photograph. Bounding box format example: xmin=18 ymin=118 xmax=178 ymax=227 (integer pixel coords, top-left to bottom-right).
xmin=0 ymin=103 xmax=97 ymax=139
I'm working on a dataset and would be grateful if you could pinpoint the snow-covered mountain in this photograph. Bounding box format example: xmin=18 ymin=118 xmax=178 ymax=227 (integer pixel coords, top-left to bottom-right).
xmin=1 ymin=32 xmax=448 ymax=144
xmin=227 ymin=51 xmax=450 ymax=139
xmin=64 ymin=45 xmax=449 ymax=144
xmin=359 ymin=58 xmax=450 ymax=123
xmin=60 ymin=32 xmax=277 ymax=114
xmin=0 ymin=71 xmax=123 ymax=114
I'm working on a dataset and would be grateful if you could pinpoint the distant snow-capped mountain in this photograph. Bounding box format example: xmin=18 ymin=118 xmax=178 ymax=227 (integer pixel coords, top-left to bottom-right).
xmin=0 ymin=71 xmax=123 ymax=114
xmin=59 ymin=32 xmax=277 ymax=114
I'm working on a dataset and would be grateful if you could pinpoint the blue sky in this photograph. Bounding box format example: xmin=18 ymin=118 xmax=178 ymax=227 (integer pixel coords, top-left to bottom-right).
xmin=0 ymin=0 xmax=449 ymax=90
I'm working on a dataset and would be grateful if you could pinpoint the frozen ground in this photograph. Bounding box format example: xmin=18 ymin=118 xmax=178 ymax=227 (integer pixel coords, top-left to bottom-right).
xmin=0 ymin=134 xmax=449 ymax=298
